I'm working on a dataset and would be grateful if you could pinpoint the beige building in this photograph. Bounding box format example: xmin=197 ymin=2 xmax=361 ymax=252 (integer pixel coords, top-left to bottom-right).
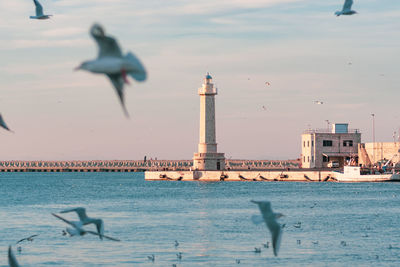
xmin=301 ymin=123 xmax=361 ymax=168
xmin=193 ymin=73 xmax=225 ymax=170
xmin=358 ymin=142 xmax=400 ymax=166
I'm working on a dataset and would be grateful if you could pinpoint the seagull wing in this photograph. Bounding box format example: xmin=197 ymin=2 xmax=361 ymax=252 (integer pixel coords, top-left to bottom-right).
xmin=86 ymin=230 xmax=121 ymax=242
xmin=8 ymin=246 xmax=20 ymax=267
xmin=33 ymin=0 xmax=44 ymax=16
xmin=90 ymin=24 xmax=123 ymax=59
xmin=0 ymin=114 xmax=12 ymax=132
xmin=343 ymin=0 xmax=353 ymax=11
xmin=60 ymin=207 xmax=88 ymax=221
xmin=251 ymin=200 xmax=282 ymax=256
xmin=16 ymin=238 xmax=27 ymax=244
xmin=266 ymin=218 xmax=282 ymax=256
xmin=107 ymin=74 xmax=129 ymax=117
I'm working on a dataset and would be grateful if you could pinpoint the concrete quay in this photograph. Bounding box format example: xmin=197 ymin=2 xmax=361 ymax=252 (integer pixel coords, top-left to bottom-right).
xmin=145 ymin=169 xmax=335 ymax=182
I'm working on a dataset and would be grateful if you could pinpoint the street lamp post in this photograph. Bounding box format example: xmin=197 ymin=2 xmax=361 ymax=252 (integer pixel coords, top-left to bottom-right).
xmin=371 ymin=114 xmax=375 ymax=166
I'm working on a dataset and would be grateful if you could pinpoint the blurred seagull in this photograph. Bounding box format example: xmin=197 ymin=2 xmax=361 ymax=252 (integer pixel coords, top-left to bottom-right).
xmin=335 ymin=0 xmax=357 ymax=16
xmin=16 ymin=234 xmax=39 ymax=244
xmin=265 ymin=82 xmax=271 ymax=86
xmin=59 ymin=207 xmax=104 ymax=239
xmin=30 ymin=0 xmax=52 ymax=20
xmin=0 ymin=114 xmax=13 ymax=132
xmin=251 ymin=200 xmax=283 ymax=256
xmin=262 ymin=106 xmax=267 ymax=111
xmin=8 ymin=246 xmax=20 ymax=267
xmin=52 ymin=213 xmax=120 ymax=241
xmin=76 ymin=23 xmax=147 ymax=117
xmin=314 ymin=101 xmax=323 ymax=105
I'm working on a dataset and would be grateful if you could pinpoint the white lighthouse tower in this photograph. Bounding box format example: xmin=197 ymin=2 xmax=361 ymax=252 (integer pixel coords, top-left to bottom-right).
xmin=193 ymin=73 xmax=225 ymax=171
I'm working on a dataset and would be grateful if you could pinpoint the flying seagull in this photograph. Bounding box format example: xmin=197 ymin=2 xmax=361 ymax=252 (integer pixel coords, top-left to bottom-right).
xmin=335 ymin=0 xmax=357 ymax=16
xmin=52 ymin=213 xmax=120 ymax=241
xmin=314 ymin=101 xmax=323 ymax=105
xmin=59 ymin=207 xmax=104 ymax=240
xmin=251 ymin=200 xmax=283 ymax=256
xmin=8 ymin=246 xmax=20 ymax=267
xmin=0 ymin=114 xmax=13 ymax=132
xmin=16 ymin=234 xmax=39 ymax=244
xmin=30 ymin=0 xmax=52 ymax=20
xmin=75 ymin=23 xmax=147 ymax=117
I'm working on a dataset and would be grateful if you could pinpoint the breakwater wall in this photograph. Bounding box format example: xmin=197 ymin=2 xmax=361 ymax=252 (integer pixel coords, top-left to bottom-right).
xmin=145 ymin=169 xmax=334 ymax=182
xmin=0 ymin=159 xmax=300 ymax=172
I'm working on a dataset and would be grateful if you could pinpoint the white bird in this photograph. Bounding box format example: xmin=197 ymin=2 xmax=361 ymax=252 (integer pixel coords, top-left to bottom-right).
xmin=251 ymin=200 xmax=283 ymax=256
xmin=8 ymin=246 xmax=20 ymax=267
xmin=0 ymin=114 xmax=13 ymax=132
xmin=30 ymin=0 xmax=52 ymax=20
xmin=76 ymin=24 xmax=147 ymax=117
xmin=59 ymin=207 xmax=104 ymax=239
xmin=335 ymin=0 xmax=357 ymax=16
xmin=52 ymin=213 xmax=120 ymax=241
xmin=314 ymin=101 xmax=323 ymax=105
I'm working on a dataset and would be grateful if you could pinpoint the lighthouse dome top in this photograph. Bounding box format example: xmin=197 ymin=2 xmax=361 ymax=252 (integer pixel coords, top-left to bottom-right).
xmin=205 ymin=73 xmax=212 ymax=79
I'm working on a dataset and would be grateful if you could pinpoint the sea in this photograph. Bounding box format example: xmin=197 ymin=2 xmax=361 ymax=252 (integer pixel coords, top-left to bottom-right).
xmin=1 ymin=172 xmax=400 ymax=266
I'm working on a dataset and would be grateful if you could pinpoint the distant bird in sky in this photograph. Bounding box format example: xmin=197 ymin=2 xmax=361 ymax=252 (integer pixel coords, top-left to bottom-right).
xmin=60 ymin=207 xmax=104 ymax=240
xmin=16 ymin=234 xmax=39 ymax=244
xmin=52 ymin=213 xmax=120 ymax=241
xmin=76 ymin=24 xmax=147 ymax=117
xmin=265 ymin=82 xmax=271 ymax=86
xmin=335 ymin=0 xmax=357 ymax=16
xmin=8 ymin=246 xmax=20 ymax=267
xmin=251 ymin=200 xmax=283 ymax=256
xmin=0 ymin=114 xmax=13 ymax=132
xmin=30 ymin=0 xmax=52 ymax=20
xmin=262 ymin=106 xmax=267 ymax=111
xmin=314 ymin=101 xmax=323 ymax=105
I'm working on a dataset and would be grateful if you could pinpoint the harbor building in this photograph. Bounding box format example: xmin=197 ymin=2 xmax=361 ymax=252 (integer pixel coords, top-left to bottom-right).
xmin=301 ymin=123 xmax=361 ymax=168
xmin=193 ymin=73 xmax=225 ymax=170
xmin=358 ymin=142 xmax=400 ymax=167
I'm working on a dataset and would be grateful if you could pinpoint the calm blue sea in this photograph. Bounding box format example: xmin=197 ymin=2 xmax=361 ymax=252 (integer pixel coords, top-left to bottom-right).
xmin=1 ymin=172 xmax=400 ymax=266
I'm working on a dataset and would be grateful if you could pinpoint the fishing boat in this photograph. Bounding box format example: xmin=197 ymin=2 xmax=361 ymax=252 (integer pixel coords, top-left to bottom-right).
xmin=333 ymin=166 xmax=400 ymax=182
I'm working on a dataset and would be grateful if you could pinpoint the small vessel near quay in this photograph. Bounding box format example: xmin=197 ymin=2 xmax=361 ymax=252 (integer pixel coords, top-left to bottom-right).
xmin=333 ymin=166 xmax=400 ymax=182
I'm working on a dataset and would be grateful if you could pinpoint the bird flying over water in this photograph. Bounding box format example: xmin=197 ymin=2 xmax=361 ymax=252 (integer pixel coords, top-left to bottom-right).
xmin=16 ymin=234 xmax=39 ymax=244
xmin=0 ymin=114 xmax=13 ymax=132
xmin=251 ymin=200 xmax=283 ymax=256
xmin=75 ymin=24 xmax=147 ymax=117
xmin=8 ymin=246 xmax=20 ymax=267
xmin=335 ymin=0 xmax=357 ymax=16
xmin=52 ymin=213 xmax=120 ymax=241
xmin=59 ymin=207 xmax=104 ymax=239
xmin=30 ymin=0 xmax=52 ymax=19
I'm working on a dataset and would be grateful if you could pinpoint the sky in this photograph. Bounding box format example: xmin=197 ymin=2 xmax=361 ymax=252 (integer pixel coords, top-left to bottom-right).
xmin=0 ymin=0 xmax=400 ymax=161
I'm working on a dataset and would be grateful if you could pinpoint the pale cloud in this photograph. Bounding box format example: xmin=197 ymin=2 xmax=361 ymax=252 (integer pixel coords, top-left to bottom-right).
xmin=40 ymin=27 xmax=86 ymax=37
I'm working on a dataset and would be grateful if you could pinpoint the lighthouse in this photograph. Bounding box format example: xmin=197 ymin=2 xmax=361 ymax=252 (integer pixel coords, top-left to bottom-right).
xmin=193 ymin=73 xmax=225 ymax=171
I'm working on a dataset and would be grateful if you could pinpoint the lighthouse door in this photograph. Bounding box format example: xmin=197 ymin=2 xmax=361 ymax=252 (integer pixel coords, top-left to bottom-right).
xmin=217 ymin=162 xmax=221 ymax=170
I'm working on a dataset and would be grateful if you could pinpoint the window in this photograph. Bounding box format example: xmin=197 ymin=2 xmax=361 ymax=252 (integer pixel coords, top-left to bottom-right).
xmin=343 ymin=140 xmax=353 ymax=147
xmin=323 ymin=155 xmax=329 ymax=162
xmin=312 ymin=156 xmax=314 ymax=162
xmin=307 ymin=141 xmax=310 ymax=147
xmin=311 ymin=140 xmax=314 ymax=147
xmin=303 ymin=156 xmax=306 ymax=162
xmin=303 ymin=141 xmax=305 ymax=147
xmin=323 ymin=140 xmax=333 ymax=146
xmin=307 ymin=156 xmax=310 ymax=162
